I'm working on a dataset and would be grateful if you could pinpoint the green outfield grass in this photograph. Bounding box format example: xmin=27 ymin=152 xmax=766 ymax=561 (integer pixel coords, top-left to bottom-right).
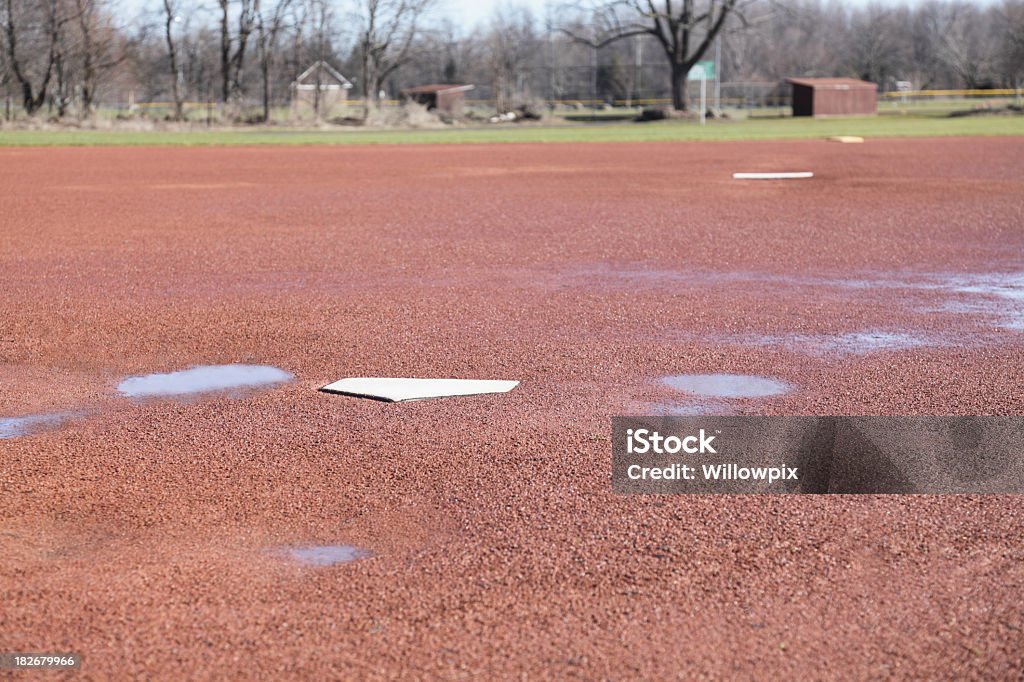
xmin=0 ymin=112 xmax=1021 ymax=146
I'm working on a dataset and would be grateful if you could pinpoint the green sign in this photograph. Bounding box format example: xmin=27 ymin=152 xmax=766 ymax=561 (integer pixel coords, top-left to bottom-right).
xmin=688 ymin=60 xmax=716 ymax=80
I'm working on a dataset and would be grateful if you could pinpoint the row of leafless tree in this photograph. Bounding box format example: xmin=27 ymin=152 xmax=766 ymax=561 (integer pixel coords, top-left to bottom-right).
xmin=2 ymin=0 xmax=1023 ymax=120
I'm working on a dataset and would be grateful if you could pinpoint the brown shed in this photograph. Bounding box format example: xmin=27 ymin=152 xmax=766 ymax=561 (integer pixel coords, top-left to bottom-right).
xmin=400 ymin=84 xmax=474 ymax=116
xmin=786 ymin=77 xmax=877 ymax=117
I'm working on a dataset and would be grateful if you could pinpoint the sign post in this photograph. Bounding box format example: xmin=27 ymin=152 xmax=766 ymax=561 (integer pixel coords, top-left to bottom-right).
xmin=714 ymin=38 xmax=721 ymax=112
xmin=688 ymin=60 xmax=716 ymax=125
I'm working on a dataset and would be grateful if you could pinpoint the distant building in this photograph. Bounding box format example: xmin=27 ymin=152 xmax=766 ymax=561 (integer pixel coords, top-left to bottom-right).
xmin=786 ymin=78 xmax=877 ymax=117
xmin=291 ymin=61 xmax=353 ymax=119
xmin=400 ymin=84 xmax=474 ymax=117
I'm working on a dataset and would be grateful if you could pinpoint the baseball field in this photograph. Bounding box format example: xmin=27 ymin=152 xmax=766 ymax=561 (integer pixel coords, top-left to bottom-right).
xmin=2 ymin=129 xmax=1023 ymax=677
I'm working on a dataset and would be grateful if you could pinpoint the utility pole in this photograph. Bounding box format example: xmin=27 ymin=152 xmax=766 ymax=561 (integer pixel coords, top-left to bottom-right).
xmin=632 ymin=35 xmax=640 ymax=108
xmin=714 ymin=35 xmax=721 ymax=113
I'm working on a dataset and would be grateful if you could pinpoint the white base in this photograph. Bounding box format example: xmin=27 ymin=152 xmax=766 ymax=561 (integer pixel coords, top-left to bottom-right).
xmin=733 ymin=172 xmax=814 ymax=179
xmin=320 ymin=377 xmax=520 ymax=402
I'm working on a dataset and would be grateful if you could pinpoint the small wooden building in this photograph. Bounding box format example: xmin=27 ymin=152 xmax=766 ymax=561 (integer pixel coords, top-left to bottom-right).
xmin=400 ymin=84 xmax=474 ymax=116
xmin=786 ymin=78 xmax=877 ymax=117
xmin=291 ymin=61 xmax=353 ymax=119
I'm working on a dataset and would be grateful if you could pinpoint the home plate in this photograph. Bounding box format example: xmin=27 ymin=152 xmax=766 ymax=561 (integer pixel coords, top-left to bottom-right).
xmin=319 ymin=378 xmax=520 ymax=402
xmin=733 ymin=172 xmax=814 ymax=180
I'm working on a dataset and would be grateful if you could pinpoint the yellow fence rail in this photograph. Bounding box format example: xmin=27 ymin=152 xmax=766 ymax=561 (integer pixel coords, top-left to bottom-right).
xmin=883 ymin=89 xmax=1022 ymax=98
xmin=133 ymin=101 xmax=217 ymax=108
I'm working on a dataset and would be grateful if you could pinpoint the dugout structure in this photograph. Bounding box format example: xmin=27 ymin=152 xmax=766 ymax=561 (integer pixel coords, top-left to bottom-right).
xmin=400 ymin=84 xmax=474 ymax=117
xmin=786 ymin=78 xmax=877 ymax=117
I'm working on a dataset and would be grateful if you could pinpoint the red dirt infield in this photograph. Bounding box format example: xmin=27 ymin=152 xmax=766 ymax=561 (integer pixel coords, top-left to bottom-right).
xmin=2 ymin=138 xmax=1023 ymax=678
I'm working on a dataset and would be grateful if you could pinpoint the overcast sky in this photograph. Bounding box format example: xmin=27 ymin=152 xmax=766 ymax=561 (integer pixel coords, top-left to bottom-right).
xmin=437 ymin=0 xmax=553 ymax=27
xmin=118 ymin=0 xmax=554 ymax=31
xmin=117 ymin=0 xmax=921 ymax=32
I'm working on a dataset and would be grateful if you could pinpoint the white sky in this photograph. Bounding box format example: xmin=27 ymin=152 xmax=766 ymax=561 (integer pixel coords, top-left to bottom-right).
xmin=117 ymin=0 xmax=554 ymax=31
xmin=436 ymin=0 xmax=553 ymax=29
xmin=116 ymin=0 xmax=938 ymax=33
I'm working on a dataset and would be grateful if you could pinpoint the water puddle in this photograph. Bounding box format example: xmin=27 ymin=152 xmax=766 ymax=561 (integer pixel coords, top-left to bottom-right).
xmin=586 ymin=264 xmax=1024 ymax=348
xmin=661 ymin=374 xmax=791 ymax=399
xmin=572 ymin=265 xmax=1024 ymax=335
xmin=749 ymin=330 xmax=937 ymax=356
xmin=804 ymin=331 xmax=934 ymax=355
xmin=0 ymin=411 xmax=80 ymax=439
xmin=835 ymin=271 xmax=1024 ymax=332
xmin=678 ymin=330 xmax=939 ymax=356
xmin=117 ymin=364 xmax=293 ymax=399
xmin=946 ymin=272 xmax=1024 ymax=301
xmin=286 ymin=545 xmax=372 ymax=566
xmin=931 ymin=273 xmax=1024 ymax=330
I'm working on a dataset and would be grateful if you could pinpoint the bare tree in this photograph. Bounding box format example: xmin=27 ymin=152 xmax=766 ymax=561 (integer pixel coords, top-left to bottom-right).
xmin=561 ymin=0 xmax=758 ymax=111
xmin=739 ymin=0 xmax=840 ymax=81
xmin=218 ymin=0 xmax=256 ymax=108
xmin=356 ymin=0 xmax=434 ymax=117
xmin=73 ymin=0 xmax=123 ymax=117
xmin=1 ymin=0 xmax=63 ymax=115
xmin=487 ymin=6 xmax=538 ymax=113
xmin=310 ymin=0 xmax=330 ymax=119
xmin=255 ymin=0 xmax=294 ymax=122
xmin=162 ymin=0 xmax=185 ymax=119
xmin=3 ymin=0 xmax=1019 ymax=120
xmin=76 ymin=0 xmax=99 ymax=116
xmin=1002 ymin=0 xmax=1024 ymax=89
xmin=842 ymin=3 xmax=907 ymax=86
xmin=927 ymin=1 xmax=996 ymax=88
xmin=51 ymin=0 xmax=72 ymax=117
xmin=0 ymin=48 xmax=9 ymax=119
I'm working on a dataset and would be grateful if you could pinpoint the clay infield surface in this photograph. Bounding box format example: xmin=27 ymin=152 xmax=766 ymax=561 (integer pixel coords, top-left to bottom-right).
xmin=2 ymin=138 xmax=1023 ymax=678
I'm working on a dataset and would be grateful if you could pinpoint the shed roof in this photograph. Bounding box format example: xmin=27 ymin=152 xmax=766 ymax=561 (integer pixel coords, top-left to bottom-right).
xmin=786 ymin=77 xmax=877 ymax=90
xmin=294 ymin=61 xmax=353 ymax=88
xmin=401 ymin=84 xmax=474 ymax=95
